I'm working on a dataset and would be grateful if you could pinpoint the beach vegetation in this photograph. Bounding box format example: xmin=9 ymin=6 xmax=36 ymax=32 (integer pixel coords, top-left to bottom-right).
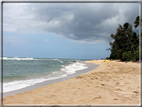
xmin=107 ymin=16 xmax=141 ymax=62
xmin=134 ymin=16 xmax=142 ymax=28
xmin=122 ymin=51 xmax=134 ymax=61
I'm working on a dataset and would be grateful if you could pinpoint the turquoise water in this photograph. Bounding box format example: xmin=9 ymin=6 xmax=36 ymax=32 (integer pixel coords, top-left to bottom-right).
xmin=3 ymin=57 xmax=88 ymax=92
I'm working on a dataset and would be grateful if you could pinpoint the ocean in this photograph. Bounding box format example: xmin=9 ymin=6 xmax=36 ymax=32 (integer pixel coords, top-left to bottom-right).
xmin=2 ymin=57 xmax=88 ymax=93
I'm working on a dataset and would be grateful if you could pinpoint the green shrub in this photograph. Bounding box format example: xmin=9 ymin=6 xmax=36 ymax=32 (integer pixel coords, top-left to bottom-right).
xmin=122 ymin=51 xmax=134 ymax=61
xmin=133 ymin=46 xmax=140 ymax=61
xmin=110 ymin=51 xmax=117 ymax=59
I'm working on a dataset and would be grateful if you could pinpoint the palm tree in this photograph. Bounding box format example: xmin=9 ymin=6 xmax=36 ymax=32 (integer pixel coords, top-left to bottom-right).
xmin=123 ymin=23 xmax=135 ymax=52
xmin=134 ymin=16 xmax=139 ymax=28
xmin=134 ymin=16 xmax=142 ymax=43
xmin=134 ymin=16 xmax=142 ymax=28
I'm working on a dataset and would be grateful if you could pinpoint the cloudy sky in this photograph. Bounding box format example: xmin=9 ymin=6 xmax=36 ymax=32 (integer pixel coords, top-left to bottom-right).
xmin=3 ymin=2 xmax=139 ymax=59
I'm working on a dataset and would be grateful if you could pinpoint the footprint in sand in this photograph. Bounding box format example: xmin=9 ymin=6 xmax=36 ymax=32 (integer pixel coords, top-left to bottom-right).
xmin=86 ymin=85 xmax=90 ymax=87
xmin=116 ymin=82 xmax=119 ymax=85
xmin=133 ymin=91 xmax=138 ymax=93
xmin=115 ymin=88 xmax=122 ymax=91
xmin=114 ymin=98 xmax=118 ymax=100
xmin=101 ymin=84 xmax=105 ymax=86
xmin=91 ymin=78 xmax=94 ymax=80
xmin=92 ymin=95 xmax=101 ymax=100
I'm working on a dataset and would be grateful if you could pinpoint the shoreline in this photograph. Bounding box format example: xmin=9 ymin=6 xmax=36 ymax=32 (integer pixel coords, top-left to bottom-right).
xmin=3 ymin=60 xmax=140 ymax=104
xmin=3 ymin=62 xmax=99 ymax=98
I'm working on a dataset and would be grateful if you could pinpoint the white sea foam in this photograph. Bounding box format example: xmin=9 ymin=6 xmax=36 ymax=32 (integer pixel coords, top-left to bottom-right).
xmin=3 ymin=57 xmax=36 ymax=60
xmin=3 ymin=73 xmax=67 ymax=93
xmin=61 ymin=62 xmax=88 ymax=74
xmin=3 ymin=78 xmax=46 ymax=92
xmin=3 ymin=60 xmax=87 ymax=93
xmin=58 ymin=59 xmax=63 ymax=63
xmin=2 ymin=57 xmax=59 ymax=61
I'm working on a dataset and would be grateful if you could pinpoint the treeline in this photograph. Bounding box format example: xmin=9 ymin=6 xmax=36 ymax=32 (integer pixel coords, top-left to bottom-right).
xmin=107 ymin=16 xmax=141 ymax=61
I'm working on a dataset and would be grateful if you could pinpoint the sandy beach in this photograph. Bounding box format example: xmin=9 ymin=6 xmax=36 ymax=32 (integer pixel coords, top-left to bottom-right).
xmin=3 ymin=60 xmax=140 ymax=105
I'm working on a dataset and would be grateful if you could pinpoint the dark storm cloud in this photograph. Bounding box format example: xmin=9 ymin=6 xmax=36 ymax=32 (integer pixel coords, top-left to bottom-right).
xmin=3 ymin=3 xmax=139 ymax=43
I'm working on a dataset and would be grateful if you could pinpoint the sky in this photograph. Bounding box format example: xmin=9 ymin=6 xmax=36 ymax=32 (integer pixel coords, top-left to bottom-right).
xmin=3 ymin=1 xmax=140 ymax=59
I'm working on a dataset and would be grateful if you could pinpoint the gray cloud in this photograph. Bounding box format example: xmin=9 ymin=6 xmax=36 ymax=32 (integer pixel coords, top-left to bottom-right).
xmin=3 ymin=3 xmax=139 ymax=43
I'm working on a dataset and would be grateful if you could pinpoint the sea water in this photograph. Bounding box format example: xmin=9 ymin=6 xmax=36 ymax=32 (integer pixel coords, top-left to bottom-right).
xmin=2 ymin=57 xmax=88 ymax=92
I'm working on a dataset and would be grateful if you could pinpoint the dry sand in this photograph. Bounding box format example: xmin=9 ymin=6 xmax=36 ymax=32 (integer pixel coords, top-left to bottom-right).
xmin=3 ymin=60 xmax=140 ymax=105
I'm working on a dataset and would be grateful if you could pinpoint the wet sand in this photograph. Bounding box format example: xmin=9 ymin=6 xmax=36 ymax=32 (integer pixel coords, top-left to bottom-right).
xmin=3 ymin=60 xmax=140 ymax=105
